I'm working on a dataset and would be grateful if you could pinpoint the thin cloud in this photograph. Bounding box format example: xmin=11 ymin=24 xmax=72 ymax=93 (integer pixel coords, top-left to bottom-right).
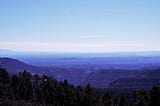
xmin=0 ymin=41 xmax=149 ymax=52
xmin=74 ymin=35 xmax=110 ymax=39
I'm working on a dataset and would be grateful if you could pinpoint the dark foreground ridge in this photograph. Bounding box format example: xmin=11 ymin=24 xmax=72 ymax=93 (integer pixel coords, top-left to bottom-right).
xmin=0 ymin=68 xmax=159 ymax=106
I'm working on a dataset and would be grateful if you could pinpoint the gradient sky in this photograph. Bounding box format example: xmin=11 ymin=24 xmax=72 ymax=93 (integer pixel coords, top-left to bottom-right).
xmin=0 ymin=0 xmax=160 ymax=52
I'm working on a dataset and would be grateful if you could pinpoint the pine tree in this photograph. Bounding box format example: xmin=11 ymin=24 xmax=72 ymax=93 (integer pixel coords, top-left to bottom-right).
xmin=76 ymin=86 xmax=85 ymax=106
xmin=19 ymin=70 xmax=33 ymax=101
xmin=11 ymin=74 xmax=19 ymax=100
xmin=102 ymin=91 xmax=112 ymax=106
xmin=0 ymin=68 xmax=10 ymax=84
xmin=119 ymin=93 xmax=126 ymax=106
xmin=135 ymin=89 xmax=149 ymax=106
xmin=83 ymin=83 xmax=96 ymax=106
xmin=150 ymin=86 xmax=160 ymax=106
xmin=39 ymin=75 xmax=55 ymax=104
xmin=0 ymin=68 xmax=10 ymax=99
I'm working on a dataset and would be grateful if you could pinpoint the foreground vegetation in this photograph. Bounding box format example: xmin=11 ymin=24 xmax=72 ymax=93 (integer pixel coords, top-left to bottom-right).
xmin=0 ymin=68 xmax=159 ymax=106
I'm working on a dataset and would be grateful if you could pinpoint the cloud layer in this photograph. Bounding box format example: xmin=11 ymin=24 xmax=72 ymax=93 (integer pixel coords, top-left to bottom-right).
xmin=0 ymin=41 xmax=152 ymax=52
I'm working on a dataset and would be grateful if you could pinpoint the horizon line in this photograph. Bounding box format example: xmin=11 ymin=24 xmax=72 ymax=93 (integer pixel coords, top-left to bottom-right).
xmin=1 ymin=48 xmax=160 ymax=54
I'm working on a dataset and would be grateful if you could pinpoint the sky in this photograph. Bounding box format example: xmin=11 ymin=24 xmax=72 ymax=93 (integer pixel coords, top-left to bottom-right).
xmin=0 ymin=0 xmax=160 ymax=52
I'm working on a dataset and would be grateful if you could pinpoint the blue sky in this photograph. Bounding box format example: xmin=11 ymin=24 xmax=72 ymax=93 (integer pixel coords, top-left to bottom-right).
xmin=0 ymin=0 xmax=160 ymax=52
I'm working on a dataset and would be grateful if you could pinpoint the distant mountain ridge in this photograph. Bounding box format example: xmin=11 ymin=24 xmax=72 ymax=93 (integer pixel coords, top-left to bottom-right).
xmin=0 ymin=57 xmax=55 ymax=75
xmin=0 ymin=57 xmax=91 ymax=85
xmin=0 ymin=57 xmax=160 ymax=89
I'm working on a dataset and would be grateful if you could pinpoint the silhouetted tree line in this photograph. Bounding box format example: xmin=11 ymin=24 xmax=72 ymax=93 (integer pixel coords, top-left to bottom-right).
xmin=0 ymin=68 xmax=159 ymax=106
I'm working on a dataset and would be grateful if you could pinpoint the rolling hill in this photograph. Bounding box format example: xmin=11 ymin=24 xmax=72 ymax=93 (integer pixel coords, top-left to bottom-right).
xmin=0 ymin=57 xmax=92 ymax=85
xmin=0 ymin=57 xmax=160 ymax=89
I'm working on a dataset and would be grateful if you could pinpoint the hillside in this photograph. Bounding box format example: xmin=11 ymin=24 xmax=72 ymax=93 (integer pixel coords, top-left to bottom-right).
xmin=81 ymin=69 xmax=160 ymax=88
xmin=1 ymin=57 xmax=160 ymax=89
xmin=109 ymin=78 xmax=160 ymax=89
xmin=0 ymin=57 xmax=54 ymax=75
xmin=81 ymin=69 xmax=140 ymax=88
xmin=0 ymin=58 xmax=91 ymax=85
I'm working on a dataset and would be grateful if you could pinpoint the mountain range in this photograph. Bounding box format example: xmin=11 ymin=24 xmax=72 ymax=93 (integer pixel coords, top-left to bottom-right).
xmin=0 ymin=57 xmax=160 ymax=89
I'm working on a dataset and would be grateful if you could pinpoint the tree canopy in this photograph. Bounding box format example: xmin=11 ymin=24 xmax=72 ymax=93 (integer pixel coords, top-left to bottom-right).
xmin=0 ymin=68 xmax=159 ymax=106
